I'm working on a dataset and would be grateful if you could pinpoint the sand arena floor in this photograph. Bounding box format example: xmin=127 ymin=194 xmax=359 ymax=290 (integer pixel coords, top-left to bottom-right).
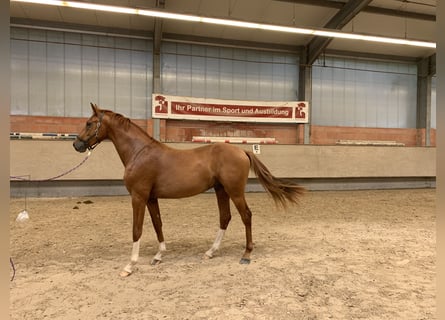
xmin=10 ymin=189 xmax=435 ymax=319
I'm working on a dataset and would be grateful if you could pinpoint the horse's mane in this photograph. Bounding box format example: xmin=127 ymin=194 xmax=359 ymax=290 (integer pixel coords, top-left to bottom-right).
xmin=110 ymin=112 xmax=132 ymax=130
xmin=105 ymin=110 xmax=159 ymax=144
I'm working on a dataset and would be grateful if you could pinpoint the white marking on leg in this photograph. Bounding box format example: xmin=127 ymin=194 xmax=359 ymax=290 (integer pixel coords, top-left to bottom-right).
xmin=205 ymin=229 xmax=226 ymax=258
xmin=131 ymin=239 xmax=141 ymax=263
xmin=153 ymin=241 xmax=166 ymax=263
xmin=121 ymin=240 xmax=140 ymax=277
xmin=122 ymin=263 xmax=133 ymax=275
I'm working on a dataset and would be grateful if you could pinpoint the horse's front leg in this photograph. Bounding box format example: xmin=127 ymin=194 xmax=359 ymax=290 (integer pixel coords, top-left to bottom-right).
xmin=147 ymin=198 xmax=167 ymax=265
xmin=120 ymin=194 xmax=146 ymax=277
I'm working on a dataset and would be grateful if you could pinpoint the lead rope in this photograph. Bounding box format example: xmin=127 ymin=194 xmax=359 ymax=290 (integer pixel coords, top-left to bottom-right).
xmin=10 ymin=151 xmax=91 ymax=182
xmin=10 ymin=258 xmax=15 ymax=281
xmin=10 ymin=151 xmax=92 ymax=281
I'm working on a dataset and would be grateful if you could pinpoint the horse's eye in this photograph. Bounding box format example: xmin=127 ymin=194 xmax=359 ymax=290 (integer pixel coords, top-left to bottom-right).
xmin=86 ymin=122 xmax=92 ymax=129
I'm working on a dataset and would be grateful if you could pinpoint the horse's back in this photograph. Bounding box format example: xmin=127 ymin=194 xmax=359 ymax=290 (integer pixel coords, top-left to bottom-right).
xmin=171 ymin=142 xmax=250 ymax=172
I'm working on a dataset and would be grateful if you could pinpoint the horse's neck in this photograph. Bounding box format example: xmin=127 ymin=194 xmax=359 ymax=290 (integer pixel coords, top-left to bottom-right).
xmin=107 ymin=121 xmax=158 ymax=166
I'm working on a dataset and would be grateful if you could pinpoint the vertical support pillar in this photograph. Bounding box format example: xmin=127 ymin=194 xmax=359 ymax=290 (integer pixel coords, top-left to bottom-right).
xmin=152 ymin=0 xmax=164 ymax=140
xmin=298 ymin=49 xmax=312 ymax=145
xmin=416 ymin=57 xmax=432 ymax=146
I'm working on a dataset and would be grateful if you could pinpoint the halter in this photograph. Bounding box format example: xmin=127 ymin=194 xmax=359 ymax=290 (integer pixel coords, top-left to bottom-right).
xmin=79 ymin=112 xmax=104 ymax=150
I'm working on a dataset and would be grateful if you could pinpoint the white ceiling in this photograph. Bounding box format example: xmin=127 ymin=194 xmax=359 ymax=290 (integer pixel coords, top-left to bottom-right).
xmin=10 ymin=0 xmax=436 ymax=60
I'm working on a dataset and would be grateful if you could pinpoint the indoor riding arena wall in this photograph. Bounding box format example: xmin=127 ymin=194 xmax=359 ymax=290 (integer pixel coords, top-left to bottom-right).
xmin=10 ymin=139 xmax=436 ymax=198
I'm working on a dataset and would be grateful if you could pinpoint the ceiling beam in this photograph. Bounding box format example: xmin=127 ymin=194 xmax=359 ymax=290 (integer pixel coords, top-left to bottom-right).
xmin=364 ymin=6 xmax=435 ymax=21
xmin=305 ymin=0 xmax=372 ymax=65
xmin=275 ymin=0 xmax=436 ymax=21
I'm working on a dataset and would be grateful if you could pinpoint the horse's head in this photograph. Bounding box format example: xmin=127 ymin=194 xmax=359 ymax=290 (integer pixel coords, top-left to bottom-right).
xmin=73 ymin=103 xmax=107 ymax=153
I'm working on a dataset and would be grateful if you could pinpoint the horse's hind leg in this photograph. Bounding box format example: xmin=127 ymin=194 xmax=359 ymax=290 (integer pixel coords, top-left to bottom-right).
xmin=231 ymin=194 xmax=253 ymax=264
xmin=205 ymin=185 xmax=232 ymax=259
xmin=120 ymin=193 xmax=146 ymax=277
xmin=147 ymin=198 xmax=166 ymax=265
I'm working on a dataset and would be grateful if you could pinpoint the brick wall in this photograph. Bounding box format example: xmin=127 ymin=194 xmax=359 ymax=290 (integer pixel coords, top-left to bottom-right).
xmin=311 ymin=126 xmax=436 ymax=147
xmin=161 ymin=120 xmax=303 ymax=144
xmin=10 ymin=115 xmax=148 ymax=134
xmin=10 ymin=115 xmax=436 ymax=147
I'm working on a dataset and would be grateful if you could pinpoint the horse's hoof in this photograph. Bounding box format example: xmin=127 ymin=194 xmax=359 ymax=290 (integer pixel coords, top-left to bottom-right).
xmin=151 ymin=259 xmax=162 ymax=266
xmin=119 ymin=270 xmax=132 ymax=277
xmin=239 ymin=258 xmax=251 ymax=265
xmin=203 ymin=253 xmax=212 ymax=260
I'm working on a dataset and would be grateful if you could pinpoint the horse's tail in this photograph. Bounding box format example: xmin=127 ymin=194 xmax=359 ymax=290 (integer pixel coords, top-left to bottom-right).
xmin=245 ymin=151 xmax=305 ymax=209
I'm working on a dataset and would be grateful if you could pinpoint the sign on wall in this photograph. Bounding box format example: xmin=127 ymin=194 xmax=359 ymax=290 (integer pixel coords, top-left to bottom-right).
xmin=152 ymin=94 xmax=309 ymax=123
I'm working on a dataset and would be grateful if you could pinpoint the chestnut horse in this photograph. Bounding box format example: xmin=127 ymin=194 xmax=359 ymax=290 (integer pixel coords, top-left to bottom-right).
xmin=73 ymin=103 xmax=305 ymax=277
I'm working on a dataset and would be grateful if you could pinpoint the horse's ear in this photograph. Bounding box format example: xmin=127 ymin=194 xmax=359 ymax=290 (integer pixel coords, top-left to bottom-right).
xmin=90 ymin=103 xmax=99 ymax=115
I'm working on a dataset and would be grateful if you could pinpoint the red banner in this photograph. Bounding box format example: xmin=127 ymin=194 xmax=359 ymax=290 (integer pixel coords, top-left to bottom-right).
xmin=152 ymin=94 xmax=308 ymax=123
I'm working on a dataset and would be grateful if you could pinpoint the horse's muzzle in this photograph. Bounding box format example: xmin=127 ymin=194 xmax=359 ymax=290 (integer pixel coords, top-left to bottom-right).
xmin=73 ymin=139 xmax=87 ymax=153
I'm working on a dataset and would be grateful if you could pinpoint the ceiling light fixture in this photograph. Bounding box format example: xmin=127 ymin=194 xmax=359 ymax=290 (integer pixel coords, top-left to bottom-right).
xmin=11 ymin=0 xmax=436 ymax=48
